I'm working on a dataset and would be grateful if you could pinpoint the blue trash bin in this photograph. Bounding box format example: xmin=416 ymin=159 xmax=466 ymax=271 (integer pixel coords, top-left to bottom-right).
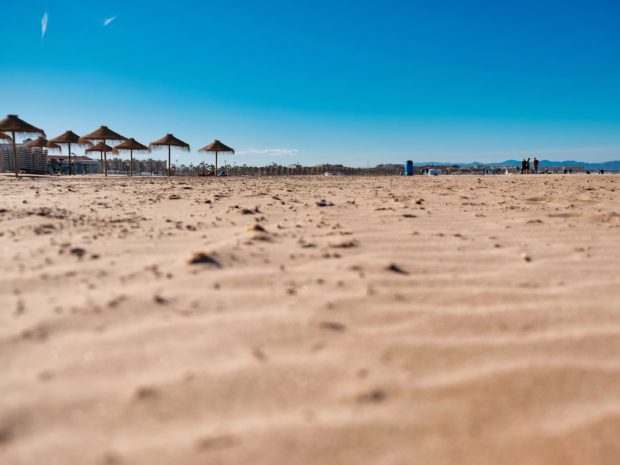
xmin=405 ymin=160 xmax=414 ymax=176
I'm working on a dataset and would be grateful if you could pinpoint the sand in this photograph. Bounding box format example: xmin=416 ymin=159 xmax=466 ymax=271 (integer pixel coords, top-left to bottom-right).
xmin=1 ymin=174 xmax=619 ymax=465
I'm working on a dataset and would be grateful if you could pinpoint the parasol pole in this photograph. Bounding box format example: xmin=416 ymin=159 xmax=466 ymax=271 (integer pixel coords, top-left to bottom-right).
xmin=104 ymin=138 xmax=107 ymax=177
xmin=168 ymin=145 xmax=171 ymax=177
xmin=11 ymin=131 xmax=18 ymax=178
xmin=130 ymin=149 xmax=133 ymax=177
xmin=68 ymin=142 xmax=72 ymax=176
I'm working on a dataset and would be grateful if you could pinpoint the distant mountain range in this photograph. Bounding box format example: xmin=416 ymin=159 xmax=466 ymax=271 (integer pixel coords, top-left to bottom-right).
xmin=412 ymin=160 xmax=620 ymax=170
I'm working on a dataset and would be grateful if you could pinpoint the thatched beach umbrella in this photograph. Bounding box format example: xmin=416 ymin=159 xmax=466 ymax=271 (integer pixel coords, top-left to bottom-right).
xmin=81 ymin=126 xmax=126 ymax=177
xmin=149 ymin=134 xmax=190 ymax=177
xmin=0 ymin=114 xmax=46 ymax=177
xmin=113 ymin=138 xmax=150 ymax=177
xmin=49 ymin=130 xmax=90 ymax=176
xmin=26 ymin=136 xmax=61 ymax=151
xmin=199 ymin=140 xmax=234 ymax=175
xmin=85 ymin=142 xmax=115 ymax=174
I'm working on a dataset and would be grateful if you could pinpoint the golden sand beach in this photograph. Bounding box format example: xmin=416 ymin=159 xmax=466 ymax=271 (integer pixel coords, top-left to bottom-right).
xmin=1 ymin=174 xmax=619 ymax=464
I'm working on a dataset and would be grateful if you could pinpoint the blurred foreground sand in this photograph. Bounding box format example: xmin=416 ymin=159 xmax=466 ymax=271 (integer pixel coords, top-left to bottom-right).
xmin=1 ymin=175 xmax=619 ymax=465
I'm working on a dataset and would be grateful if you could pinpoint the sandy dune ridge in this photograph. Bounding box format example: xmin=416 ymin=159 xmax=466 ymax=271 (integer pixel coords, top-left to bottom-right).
xmin=1 ymin=175 xmax=619 ymax=465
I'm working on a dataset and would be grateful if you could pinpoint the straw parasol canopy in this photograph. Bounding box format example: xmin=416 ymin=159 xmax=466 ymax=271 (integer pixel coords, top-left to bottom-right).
xmin=0 ymin=132 xmax=12 ymax=142
xmin=50 ymin=130 xmax=90 ymax=176
xmin=81 ymin=125 xmax=125 ymax=142
xmin=0 ymin=114 xmax=45 ymax=135
xmin=0 ymin=114 xmax=46 ymax=177
xmin=113 ymin=138 xmax=150 ymax=177
xmin=149 ymin=134 xmax=190 ymax=177
xmin=81 ymin=126 xmax=126 ymax=176
xmin=26 ymin=136 xmax=61 ymax=151
xmin=85 ymin=142 xmax=115 ymax=153
xmin=199 ymin=140 xmax=234 ymax=175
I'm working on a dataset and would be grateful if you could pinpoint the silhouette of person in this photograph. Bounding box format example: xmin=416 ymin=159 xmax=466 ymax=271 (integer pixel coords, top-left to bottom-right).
xmin=533 ymin=157 xmax=539 ymax=174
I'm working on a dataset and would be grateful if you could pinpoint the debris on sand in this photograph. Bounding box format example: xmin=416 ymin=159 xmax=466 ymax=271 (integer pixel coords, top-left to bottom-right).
xmin=134 ymin=386 xmax=158 ymax=400
xmin=188 ymin=252 xmax=222 ymax=268
xmin=247 ymin=223 xmax=271 ymax=241
xmin=386 ymin=263 xmax=409 ymax=275
xmin=319 ymin=321 xmax=347 ymax=332
xmin=298 ymin=239 xmax=317 ymax=248
xmin=0 ymin=425 xmax=13 ymax=445
xmin=34 ymin=223 xmax=56 ymax=235
xmin=69 ymin=247 xmax=87 ymax=258
xmin=316 ymin=199 xmax=334 ymax=207
xmin=329 ymin=239 xmax=359 ymax=249
xmin=357 ymin=388 xmax=387 ymax=404
xmin=247 ymin=223 xmax=267 ymax=233
xmin=195 ymin=434 xmax=239 ymax=452
xmin=252 ymin=347 xmax=268 ymax=362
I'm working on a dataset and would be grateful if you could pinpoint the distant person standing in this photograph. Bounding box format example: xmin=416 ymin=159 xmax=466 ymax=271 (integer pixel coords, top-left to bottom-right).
xmin=533 ymin=157 xmax=539 ymax=174
xmin=521 ymin=159 xmax=527 ymax=174
xmin=526 ymin=158 xmax=531 ymax=174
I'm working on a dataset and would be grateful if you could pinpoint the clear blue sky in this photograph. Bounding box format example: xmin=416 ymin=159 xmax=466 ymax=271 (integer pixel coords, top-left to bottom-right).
xmin=1 ymin=0 xmax=619 ymax=166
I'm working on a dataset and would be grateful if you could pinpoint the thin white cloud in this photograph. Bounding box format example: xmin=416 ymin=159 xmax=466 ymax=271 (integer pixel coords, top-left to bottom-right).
xmin=103 ymin=16 xmax=117 ymax=27
xmin=482 ymin=146 xmax=620 ymax=158
xmin=237 ymin=148 xmax=299 ymax=157
xmin=41 ymin=12 xmax=48 ymax=40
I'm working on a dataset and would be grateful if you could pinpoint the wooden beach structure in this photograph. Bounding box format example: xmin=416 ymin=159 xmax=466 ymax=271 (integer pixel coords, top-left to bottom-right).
xmin=149 ymin=134 xmax=190 ymax=177
xmin=113 ymin=138 xmax=150 ymax=176
xmin=199 ymin=140 xmax=235 ymax=176
xmin=85 ymin=142 xmax=115 ymax=175
xmin=0 ymin=115 xmax=46 ymax=177
xmin=81 ymin=126 xmax=126 ymax=177
xmin=49 ymin=131 xmax=90 ymax=176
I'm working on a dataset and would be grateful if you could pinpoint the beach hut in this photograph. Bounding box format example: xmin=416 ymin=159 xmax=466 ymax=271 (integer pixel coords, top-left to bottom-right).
xmin=0 ymin=115 xmax=46 ymax=177
xmin=85 ymin=142 xmax=115 ymax=175
xmin=49 ymin=131 xmax=90 ymax=176
xmin=113 ymin=138 xmax=150 ymax=177
xmin=199 ymin=140 xmax=234 ymax=176
xmin=81 ymin=126 xmax=126 ymax=177
xmin=149 ymin=134 xmax=190 ymax=177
